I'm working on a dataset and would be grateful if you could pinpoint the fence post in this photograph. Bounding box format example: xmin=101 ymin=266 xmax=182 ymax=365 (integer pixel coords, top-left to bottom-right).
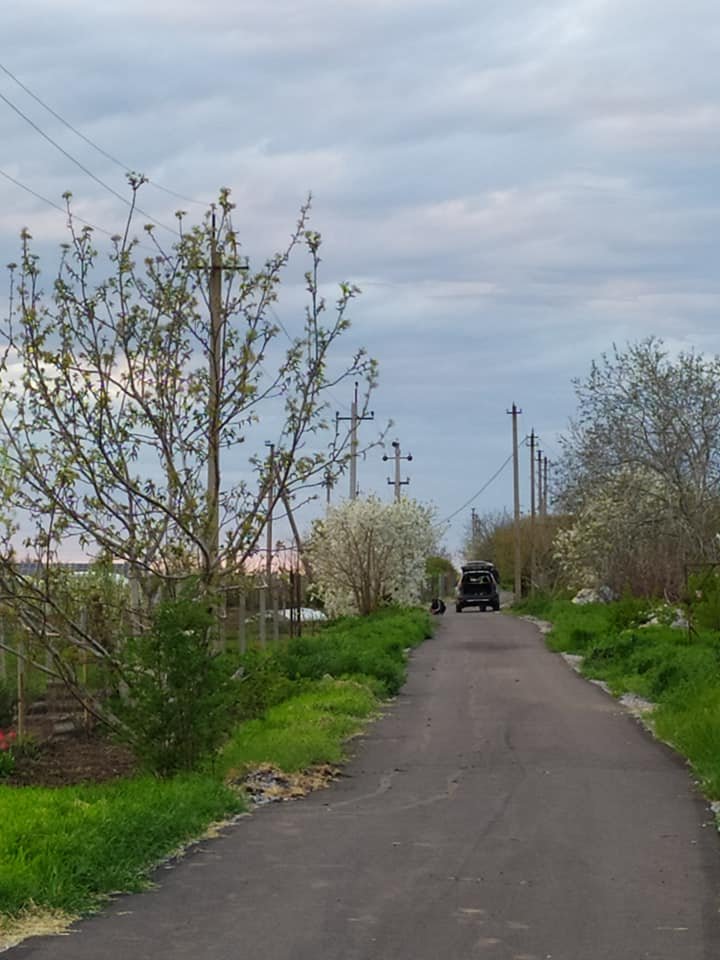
xmin=80 ymin=609 xmax=90 ymax=733
xmin=16 ymin=635 xmax=26 ymax=740
xmin=271 ymin=574 xmax=280 ymax=643
xmin=238 ymin=590 xmax=247 ymax=653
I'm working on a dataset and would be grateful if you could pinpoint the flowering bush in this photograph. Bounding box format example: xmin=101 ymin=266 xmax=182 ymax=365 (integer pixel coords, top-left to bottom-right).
xmin=0 ymin=728 xmax=16 ymax=777
xmin=307 ymin=496 xmax=437 ymax=617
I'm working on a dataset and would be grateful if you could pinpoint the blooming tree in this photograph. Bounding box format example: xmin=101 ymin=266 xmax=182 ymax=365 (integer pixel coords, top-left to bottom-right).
xmin=553 ymin=468 xmax=685 ymax=595
xmin=556 ymin=338 xmax=720 ymax=593
xmin=0 ymin=185 xmax=376 ymax=738
xmin=308 ymin=496 xmax=437 ymax=617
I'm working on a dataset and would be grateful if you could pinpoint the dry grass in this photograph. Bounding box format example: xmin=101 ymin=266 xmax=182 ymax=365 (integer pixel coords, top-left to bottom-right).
xmin=0 ymin=907 xmax=78 ymax=952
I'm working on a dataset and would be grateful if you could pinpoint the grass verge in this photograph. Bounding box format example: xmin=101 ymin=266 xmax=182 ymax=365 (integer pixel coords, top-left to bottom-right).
xmin=220 ymin=678 xmax=378 ymax=776
xmin=1 ymin=606 xmax=432 ymax=927
xmin=513 ymin=594 xmax=720 ymax=800
xmin=0 ymin=775 xmax=243 ymax=918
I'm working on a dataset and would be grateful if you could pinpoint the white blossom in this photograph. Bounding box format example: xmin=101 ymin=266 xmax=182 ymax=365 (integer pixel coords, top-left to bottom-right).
xmin=307 ymin=496 xmax=437 ymax=617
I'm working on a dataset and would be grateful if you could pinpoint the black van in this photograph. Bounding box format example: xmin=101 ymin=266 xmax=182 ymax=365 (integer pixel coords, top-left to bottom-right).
xmin=455 ymin=561 xmax=500 ymax=613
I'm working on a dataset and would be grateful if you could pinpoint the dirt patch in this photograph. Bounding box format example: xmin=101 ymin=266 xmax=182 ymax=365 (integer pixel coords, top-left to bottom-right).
xmin=3 ymin=733 xmax=137 ymax=788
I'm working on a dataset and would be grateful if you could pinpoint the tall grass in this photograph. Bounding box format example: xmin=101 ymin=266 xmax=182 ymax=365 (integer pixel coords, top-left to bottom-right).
xmin=0 ymin=776 xmax=243 ymax=915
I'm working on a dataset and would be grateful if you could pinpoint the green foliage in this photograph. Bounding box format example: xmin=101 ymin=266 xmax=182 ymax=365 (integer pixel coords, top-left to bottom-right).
xmin=114 ymin=600 xmax=237 ymax=776
xmin=654 ymin=682 xmax=720 ymax=796
xmin=0 ymin=734 xmax=15 ymax=777
xmin=511 ymin=592 xmax=563 ymax=618
xmin=0 ymin=775 xmax=243 ymax=916
xmin=220 ymin=678 xmax=377 ymax=775
xmin=0 ymin=678 xmax=16 ymax=728
xmin=688 ymin=570 xmax=720 ymax=631
xmin=232 ymin=645 xmax=301 ymax=722
xmin=425 ymin=554 xmax=459 ymax=590
xmin=606 ymin=594 xmax=652 ymax=632
xmin=246 ymin=607 xmax=431 ymax=699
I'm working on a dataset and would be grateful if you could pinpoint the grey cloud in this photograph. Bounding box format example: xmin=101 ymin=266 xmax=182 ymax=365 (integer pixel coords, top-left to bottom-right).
xmin=2 ymin=0 xmax=720 ymax=554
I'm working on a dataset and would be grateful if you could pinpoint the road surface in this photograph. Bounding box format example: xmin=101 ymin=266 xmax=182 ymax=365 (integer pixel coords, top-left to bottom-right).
xmin=10 ymin=610 xmax=720 ymax=959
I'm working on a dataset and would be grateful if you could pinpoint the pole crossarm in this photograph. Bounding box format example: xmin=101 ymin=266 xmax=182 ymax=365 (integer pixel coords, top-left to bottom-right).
xmin=382 ymin=440 xmax=413 ymax=502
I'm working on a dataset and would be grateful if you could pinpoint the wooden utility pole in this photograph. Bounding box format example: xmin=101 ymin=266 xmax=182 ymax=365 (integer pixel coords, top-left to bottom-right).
xmin=529 ymin=429 xmax=537 ymax=595
xmin=262 ymin=442 xmax=275 ymax=645
xmin=383 ymin=440 xmax=412 ymax=501
xmin=337 ymin=382 xmax=374 ymax=499
xmin=507 ymin=403 xmax=523 ymax=601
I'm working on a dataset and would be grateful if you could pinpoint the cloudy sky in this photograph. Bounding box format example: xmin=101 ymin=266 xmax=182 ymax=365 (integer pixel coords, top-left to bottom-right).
xmin=2 ymin=0 xmax=720 ymax=558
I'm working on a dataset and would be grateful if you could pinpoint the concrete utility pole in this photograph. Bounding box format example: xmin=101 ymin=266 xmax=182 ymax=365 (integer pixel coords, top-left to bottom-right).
xmin=207 ymin=208 xmax=247 ymax=589
xmin=336 ymin=382 xmax=374 ymax=499
xmin=507 ymin=403 xmax=523 ymax=602
xmin=207 ymin=209 xmax=223 ymax=583
xmin=323 ymin=468 xmax=334 ymax=505
xmin=529 ymin=429 xmax=537 ymax=595
xmin=537 ymin=448 xmax=544 ymax=519
xmin=543 ymin=456 xmax=549 ymax=516
xmin=383 ymin=441 xmax=412 ymax=502
xmin=471 ymin=507 xmax=481 ymax=546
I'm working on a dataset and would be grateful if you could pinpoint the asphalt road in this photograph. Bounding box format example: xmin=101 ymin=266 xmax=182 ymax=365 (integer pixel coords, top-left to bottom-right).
xmin=11 ymin=610 xmax=720 ymax=959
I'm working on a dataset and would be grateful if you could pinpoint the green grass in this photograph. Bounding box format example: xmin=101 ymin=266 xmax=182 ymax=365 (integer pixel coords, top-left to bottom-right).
xmin=515 ymin=595 xmax=720 ymax=800
xmin=654 ymin=682 xmax=720 ymax=796
xmin=264 ymin=606 xmax=431 ymax=696
xmin=220 ymin=678 xmax=378 ymax=775
xmin=0 ymin=606 xmax=432 ymax=923
xmin=0 ymin=776 xmax=243 ymax=916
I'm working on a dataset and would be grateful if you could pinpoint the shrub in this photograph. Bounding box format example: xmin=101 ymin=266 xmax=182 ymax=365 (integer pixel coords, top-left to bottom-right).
xmin=232 ymin=646 xmax=301 ymax=722
xmin=688 ymin=571 xmax=720 ymax=631
xmin=0 ymin=679 xmax=16 ymax=729
xmin=114 ymin=600 xmax=237 ymax=776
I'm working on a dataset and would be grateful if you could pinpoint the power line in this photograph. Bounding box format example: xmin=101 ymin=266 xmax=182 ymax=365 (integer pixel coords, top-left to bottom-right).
xmin=0 ymin=60 xmax=210 ymax=209
xmin=0 ymin=89 xmax=178 ymax=235
xmin=440 ymin=451 xmax=514 ymax=524
xmin=0 ymin=167 xmax=116 ymax=239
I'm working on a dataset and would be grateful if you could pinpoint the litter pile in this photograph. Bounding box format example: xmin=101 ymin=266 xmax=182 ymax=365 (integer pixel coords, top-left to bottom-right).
xmin=235 ymin=763 xmax=341 ymax=805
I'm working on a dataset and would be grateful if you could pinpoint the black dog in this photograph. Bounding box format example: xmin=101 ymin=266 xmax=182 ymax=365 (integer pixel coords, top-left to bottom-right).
xmin=430 ymin=598 xmax=446 ymax=615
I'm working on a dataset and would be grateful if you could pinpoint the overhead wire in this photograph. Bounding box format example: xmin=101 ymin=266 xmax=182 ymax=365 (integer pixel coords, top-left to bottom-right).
xmin=0 ymin=60 xmax=210 ymax=209
xmin=0 ymin=88 xmax=179 ymax=235
xmin=0 ymin=167 xmax=118 ymax=239
xmin=440 ymin=451 xmax=515 ymax=525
